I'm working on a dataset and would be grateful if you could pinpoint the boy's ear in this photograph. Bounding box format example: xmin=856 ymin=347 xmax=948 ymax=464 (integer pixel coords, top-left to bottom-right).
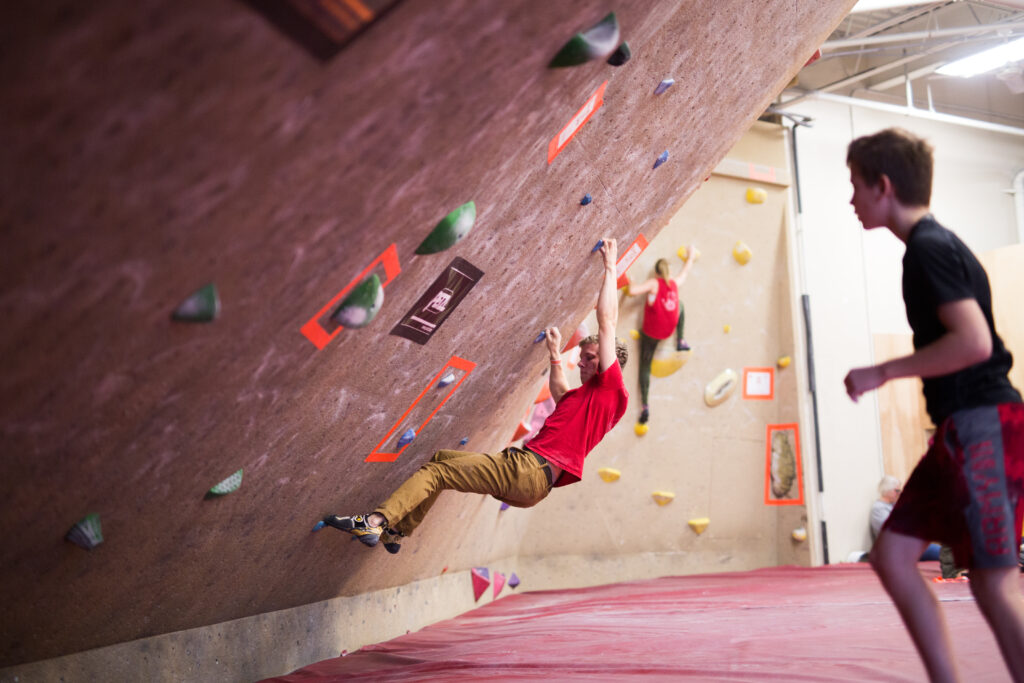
xmin=878 ymin=173 xmax=895 ymax=196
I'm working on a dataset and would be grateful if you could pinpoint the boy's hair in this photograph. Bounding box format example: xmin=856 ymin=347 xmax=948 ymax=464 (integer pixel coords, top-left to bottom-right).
xmin=579 ymin=334 xmax=628 ymax=368
xmin=846 ymin=128 xmax=933 ymax=207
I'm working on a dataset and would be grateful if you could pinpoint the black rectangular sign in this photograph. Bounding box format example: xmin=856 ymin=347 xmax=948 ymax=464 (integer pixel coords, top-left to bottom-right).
xmin=390 ymin=257 xmax=483 ymax=345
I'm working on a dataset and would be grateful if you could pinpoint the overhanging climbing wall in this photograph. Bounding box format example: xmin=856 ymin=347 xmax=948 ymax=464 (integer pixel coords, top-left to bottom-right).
xmin=0 ymin=0 xmax=856 ymax=668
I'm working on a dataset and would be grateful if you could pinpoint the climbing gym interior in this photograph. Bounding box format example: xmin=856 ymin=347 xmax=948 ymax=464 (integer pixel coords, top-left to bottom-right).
xmin=2 ymin=1 xmax=1023 ymax=681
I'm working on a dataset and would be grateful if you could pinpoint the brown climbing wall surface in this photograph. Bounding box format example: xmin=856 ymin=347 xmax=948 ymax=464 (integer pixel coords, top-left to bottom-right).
xmin=0 ymin=0 xmax=855 ymax=667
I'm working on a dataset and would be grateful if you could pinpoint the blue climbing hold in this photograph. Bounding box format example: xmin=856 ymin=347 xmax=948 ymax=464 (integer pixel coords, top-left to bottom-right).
xmin=654 ymin=78 xmax=675 ymax=95
xmin=653 ymin=150 xmax=669 ymax=169
xmin=591 ymin=239 xmax=604 ymax=253
xmin=500 ymin=502 xmax=510 ymax=511
xmin=533 ymin=330 xmax=546 ymax=344
xmin=437 ymin=371 xmax=456 ymax=388
xmin=312 ymin=521 xmax=326 ymax=532
xmin=580 ymin=193 xmax=592 ymax=205
xmin=397 ymin=428 xmax=416 ymax=447
xmin=459 ymin=437 xmax=469 ymax=446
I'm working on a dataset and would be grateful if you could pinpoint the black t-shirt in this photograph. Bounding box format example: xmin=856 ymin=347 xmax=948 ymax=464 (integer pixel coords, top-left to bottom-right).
xmin=902 ymin=215 xmax=1020 ymax=424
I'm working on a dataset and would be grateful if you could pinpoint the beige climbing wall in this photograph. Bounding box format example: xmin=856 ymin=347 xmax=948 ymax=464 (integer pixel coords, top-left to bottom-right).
xmin=518 ymin=122 xmax=810 ymax=582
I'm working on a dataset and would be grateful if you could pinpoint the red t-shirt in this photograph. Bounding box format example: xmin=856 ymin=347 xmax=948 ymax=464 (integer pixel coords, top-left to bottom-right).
xmin=524 ymin=361 xmax=628 ymax=486
xmin=641 ymin=279 xmax=679 ymax=340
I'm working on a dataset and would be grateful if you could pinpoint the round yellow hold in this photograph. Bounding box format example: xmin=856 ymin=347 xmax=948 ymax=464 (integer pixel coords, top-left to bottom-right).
xmin=677 ymin=245 xmax=688 ymax=261
xmin=598 ymin=467 xmax=621 ymax=483
xmin=792 ymin=527 xmax=807 ymax=542
xmin=746 ymin=187 xmax=767 ymax=204
xmin=651 ymin=491 xmax=675 ymax=506
xmin=777 ymin=355 xmax=792 ymax=369
xmin=723 ymin=324 xmax=731 ymax=334
xmin=634 ymin=422 xmax=649 ymax=437
xmin=732 ymin=241 xmax=752 ymax=265
xmin=629 ymin=329 xmax=640 ymax=340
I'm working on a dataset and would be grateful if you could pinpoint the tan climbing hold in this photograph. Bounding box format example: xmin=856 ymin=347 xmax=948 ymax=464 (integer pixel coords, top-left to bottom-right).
xmin=651 ymin=491 xmax=675 ymax=506
xmin=704 ymin=368 xmax=738 ymax=407
xmin=688 ymin=517 xmax=710 ymax=534
xmin=634 ymin=422 xmax=649 ymax=437
xmin=746 ymin=187 xmax=767 ymax=204
xmin=792 ymin=527 xmax=807 ymax=542
xmin=777 ymin=355 xmax=792 ymax=369
xmin=732 ymin=242 xmax=752 ymax=265
xmin=598 ymin=467 xmax=621 ymax=483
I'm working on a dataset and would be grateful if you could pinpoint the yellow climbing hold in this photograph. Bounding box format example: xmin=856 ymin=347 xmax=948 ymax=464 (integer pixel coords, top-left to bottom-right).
xmin=704 ymin=368 xmax=738 ymax=407
xmin=746 ymin=187 xmax=767 ymax=204
xmin=651 ymin=491 xmax=675 ymax=506
xmin=598 ymin=467 xmax=621 ymax=483
xmin=732 ymin=241 xmax=752 ymax=265
xmin=688 ymin=517 xmax=710 ymax=535
xmin=723 ymin=324 xmax=731 ymax=334
xmin=629 ymin=329 xmax=640 ymax=340
xmin=777 ymin=355 xmax=792 ymax=369
xmin=650 ymin=350 xmax=691 ymax=378
xmin=677 ymin=245 xmax=688 ymax=261
xmin=792 ymin=527 xmax=807 ymax=542
xmin=634 ymin=422 xmax=649 ymax=437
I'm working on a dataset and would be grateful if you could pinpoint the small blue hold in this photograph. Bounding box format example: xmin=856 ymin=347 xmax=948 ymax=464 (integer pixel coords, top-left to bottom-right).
xmin=437 ymin=371 xmax=456 ymax=388
xmin=459 ymin=437 xmax=469 ymax=446
xmin=533 ymin=330 xmax=546 ymax=344
xmin=500 ymin=502 xmax=510 ymax=511
xmin=580 ymin=193 xmax=592 ymax=205
xmin=312 ymin=521 xmax=326 ymax=532
xmin=654 ymin=78 xmax=675 ymax=95
xmin=653 ymin=150 xmax=669 ymax=169
xmin=397 ymin=428 xmax=416 ymax=447
xmin=591 ymin=239 xmax=604 ymax=253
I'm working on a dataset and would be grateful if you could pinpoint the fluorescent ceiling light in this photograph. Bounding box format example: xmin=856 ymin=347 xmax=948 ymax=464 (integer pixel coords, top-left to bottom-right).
xmin=936 ymin=36 xmax=1024 ymax=77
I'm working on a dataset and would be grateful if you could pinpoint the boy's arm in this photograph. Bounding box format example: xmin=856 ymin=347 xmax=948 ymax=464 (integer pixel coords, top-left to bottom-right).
xmin=544 ymin=326 xmax=570 ymax=402
xmin=844 ymin=298 xmax=992 ymax=401
xmin=596 ymin=238 xmax=619 ymax=372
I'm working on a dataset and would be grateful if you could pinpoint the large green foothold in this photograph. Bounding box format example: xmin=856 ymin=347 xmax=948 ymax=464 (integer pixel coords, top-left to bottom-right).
xmin=415 ymin=201 xmax=476 ymax=255
xmin=549 ymin=13 xmax=620 ymax=68
xmin=66 ymin=513 xmax=103 ymax=550
xmin=208 ymin=468 xmax=243 ymax=497
xmin=172 ymin=283 xmax=220 ymax=322
xmin=331 ymin=273 xmax=384 ymax=328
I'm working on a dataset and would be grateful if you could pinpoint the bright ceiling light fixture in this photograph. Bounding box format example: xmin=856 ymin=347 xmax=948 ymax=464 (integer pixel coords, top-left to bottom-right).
xmin=936 ymin=36 xmax=1024 ymax=77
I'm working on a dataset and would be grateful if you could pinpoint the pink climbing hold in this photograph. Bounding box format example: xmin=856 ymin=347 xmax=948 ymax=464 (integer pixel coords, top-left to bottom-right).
xmin=493 ymin=571 xmax=506 ymax=597
xmin=471 ymin=567 xmax=491 ymax=601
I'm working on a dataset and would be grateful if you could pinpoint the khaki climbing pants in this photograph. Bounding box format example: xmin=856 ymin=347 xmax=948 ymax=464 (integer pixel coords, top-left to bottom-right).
xmin=375 ymin=446 xmax=553 ymax=537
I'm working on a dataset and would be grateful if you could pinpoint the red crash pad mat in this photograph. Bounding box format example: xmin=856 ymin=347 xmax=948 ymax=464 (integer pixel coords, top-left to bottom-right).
xmin=265 ymin=564 xmax=1017 ymax=681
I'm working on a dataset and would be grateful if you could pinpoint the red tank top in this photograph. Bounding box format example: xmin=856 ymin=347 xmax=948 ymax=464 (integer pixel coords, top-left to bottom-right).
xmin=642 ymin=279 xmax=679 ymax=340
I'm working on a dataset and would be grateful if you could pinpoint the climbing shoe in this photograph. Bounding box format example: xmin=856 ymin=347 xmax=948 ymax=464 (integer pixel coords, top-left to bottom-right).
xmin=322 ymin=514 xmax=383 ymax=548
xmin=381 ymin=528 xmax=404 ymax=555
xmin=676 ymin=340 xmax=691 ymax=352
xmin=639 ymin=406 xmax=650 ymax=424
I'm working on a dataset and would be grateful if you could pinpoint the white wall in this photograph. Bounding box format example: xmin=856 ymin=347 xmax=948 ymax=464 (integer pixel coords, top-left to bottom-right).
xmin=786 ymin=97 xmax=1024 ymax=562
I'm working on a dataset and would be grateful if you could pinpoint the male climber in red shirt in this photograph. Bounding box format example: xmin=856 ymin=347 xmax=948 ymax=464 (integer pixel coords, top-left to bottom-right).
xmin=323 ymin=238 xmax=629 ymax=553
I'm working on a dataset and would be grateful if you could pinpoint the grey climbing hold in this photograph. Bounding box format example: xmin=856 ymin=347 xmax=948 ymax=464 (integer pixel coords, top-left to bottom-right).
xmin=397 ymin=428 xmax=416 ymax=447
xmin=533 ymin=330 xmax=547 ymax=344
xmin=331 ymin=273 xmax=383 ymax=328
xmin=415 ymin=201 xmax=476 ymax=255
xmin=607 ymin=41 xmax=631 ymax=66
xmin=437 ymin=371 xmax=456 ymax=388
xmin=653 ymin=150 xmax=669 ymax=169
xmin=172 ymin=283 xmax=220 ymax=322
xmin=591 ymin=239 xmax=604 ymax=253
xmin=580 ymin=193 xmax=592 ymax=205
xmin=66 ymin=514 xmax=103 ymax=550
xmin=549 ymin=13 xmax=620 ymax=68
xmin=654 ymin=78 xmax=675 ymax=95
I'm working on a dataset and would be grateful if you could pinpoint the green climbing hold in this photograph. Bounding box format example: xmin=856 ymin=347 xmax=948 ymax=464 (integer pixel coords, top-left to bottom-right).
xmin=172 ymin=283 xmax=220 ymax=322
xmin=331 ymin=273 xmax=383 ymax=328
xmin=208 ymin=468 xmax=243 ymax=496
xmin=66 ymin=513 xmax=103 ymax=550
xmin=415 ymin=201 xmax=476 ymax=255
xmin=549 ymin=13 xmax=620 ymax=68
